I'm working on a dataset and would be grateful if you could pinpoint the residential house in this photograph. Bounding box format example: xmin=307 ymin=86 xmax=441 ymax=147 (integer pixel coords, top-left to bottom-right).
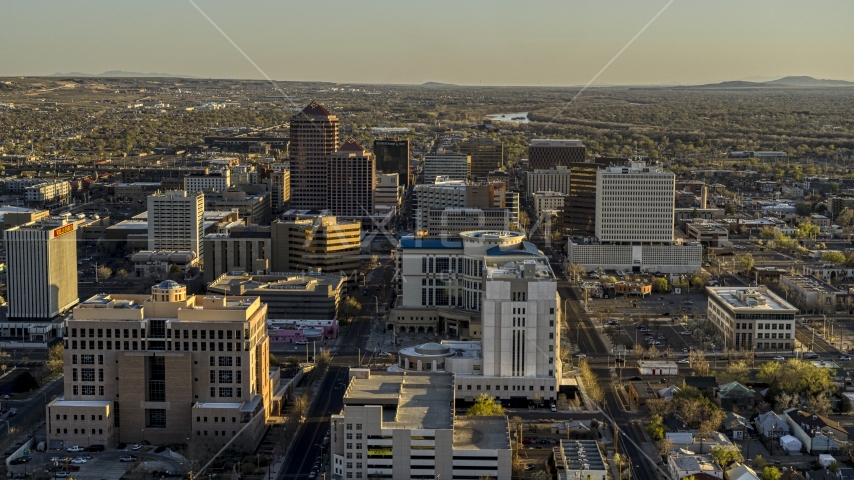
xmin=806 ymin=471 xmax=839 ymax=480
xmin=629 ymin=381 xmax=659 ymax=406
xmin=722 ymin=412 xmax=752 ymax=440
xmin=659 ymin=385 xmax=681 ymax=401
xmin=684 ymin=376 xmax=719 ymax=399
xmin=785 ymin=409 xmax=849 ymax=454
xmin=755 ymin=411 xmax=790 ymax=438
xmin=668 ymin=452 xmax=724 ymax=479
xmin=716 ymin=382 xmax=757 ymax=410
xmin=664 ymin=414 xmax=693 ymax=444
xmin=726 ymin=463 xmax=761 ymax=480
xmin=779 ymin=469 xmax=806 ymax=480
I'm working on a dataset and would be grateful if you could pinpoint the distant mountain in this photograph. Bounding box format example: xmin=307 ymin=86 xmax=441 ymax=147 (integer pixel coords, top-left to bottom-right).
xmin=51 ymin=70 xmax=195 ymax=78
xmin=684 ymin=76 xmax=854 ymax=89
xmin=421 ymin=81 xmax=456 ymax=87
xmin=764 ymin=76 xmax=854 ymax=87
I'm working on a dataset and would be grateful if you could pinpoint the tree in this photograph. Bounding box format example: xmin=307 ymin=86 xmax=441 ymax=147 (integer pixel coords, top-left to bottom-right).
xmin=796 ymin=223 xmax=820 ymax=239
xmin=467 ymin=393 xmax=505 ymax=416
xmin=652 ymin=277 xmax=670 ymax=293
xmin=97 ymin=265 xmax=113 ymax=280
xmin=645 ymin=415 xmax=665 ymax=440
xmin=759 ymin=226 xmax=776 ymax=239
xmin=655 ymin=438 xmax=675 ymax=458
xmin=736 ymin=254 xmax=755 ymax=272
xmin=566 ymin=263 xmax=586 ymax=283
xmin=753 ymin=455 xmax=768 ymax=469
xmin=710 ymin=443 xmax=744 ymax=469
xmin=338 ymin=296 xmax=362 ymax=324
xmin=757 ymin=362 xmax=780 ymax=384
xmin=807 ymin=394 xmax=832 ymax=416
xmin=11 ymin=371 xmax=39 ymax=393
xmin=774 ymin=392 xmax=799 ymax=412
xmin=531 ymin=472 xmax=550 ymax=480
xmin=578 ymin=359 xmax=605 ymax=404
xmin=821 ymin=251 xmax=846 ymax=265
xmin=690 ymin=350 xmax=710 ymax=376
xmin=116 ymin=268 xmax=129 ymax=279
xmin=647 ymin=344 xmax=660 ymax=359
xmin=717 ymin=360 xmax=749 ymax=384
xmin=762 ymin=467 xmax=782 ymax=480
xmin=47 ymin=343 xmax=64 ymax=374
xmin=292 ymin=390 xmax=312 ymax=420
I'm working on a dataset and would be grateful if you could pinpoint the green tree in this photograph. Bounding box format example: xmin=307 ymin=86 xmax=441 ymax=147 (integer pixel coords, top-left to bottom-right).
xmin=466 ymin=393 xmax=505 ymax=416
xmin=736 ymin=254 xmax=755 ymax=272
xmin=338 ymin=296 xmax=363 ymax=324
xmin=47 ymin=343 xmax=64 ymax=374
xmin=116 ymin=268 xmax=129 ymax=279
xmin=710 ymin=443 xmax=744 ymax=469
xmin=717 ymin=360 xmax=749 ymax=384
xmin=531 ymin=472 xmax=550 ymax=480
xmin=762 ymin=467 xmax=782 ymax=480
xmin=652 ymin=277 xmax=670 ymax=293
xmin=759 ymin=226 xmax=776 ymax=239
xmin=753 ymin=455 xmax=768 ymax=469
xmin=821 ymin=251 xmax=846 ymax=265
xmin=11 ymin=371 xmax=39 ymax=393
xmin=97 ymin=265 xmax=113 ymax=280
xmin=796 ymin=223 xmax=820 ymax=239
xmin=645 ymin=415 xmax=665 ymax=440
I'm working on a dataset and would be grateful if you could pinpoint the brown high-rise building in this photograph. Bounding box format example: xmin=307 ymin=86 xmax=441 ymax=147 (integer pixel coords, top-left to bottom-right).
xmin=289 ymin=101 xmax=339 ymax=210
xmin=528 ymin=139 xmax=585 ymax=170
xmin=460 ymin=137 xmax=504 ymax=181
xmin=328 ymin=139 xmax=376 ymax=218
xmin=562 ymin=158 xmax=612 ymax=237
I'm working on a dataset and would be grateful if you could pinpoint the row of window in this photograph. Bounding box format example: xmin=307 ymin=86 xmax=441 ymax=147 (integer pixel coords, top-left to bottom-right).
xmin=458 ymin=384 xmax=555 ymax=391
xmin=55 ymin=414 xmax=105 ymax=421
xmin=209 ymin=370 xmax=242 ymax=384
xmin=69 ymin=327 xmax=247 ymax=340
xmin=68 ymin=340 xmax=246 ymax=352
xmin=56 ymin=428 xmax=106 ymax=435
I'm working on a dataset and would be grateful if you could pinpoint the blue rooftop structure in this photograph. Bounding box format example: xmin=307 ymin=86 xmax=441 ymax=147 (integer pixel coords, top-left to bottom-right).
xmin=399 ymin=236 xmax=463 ymax=249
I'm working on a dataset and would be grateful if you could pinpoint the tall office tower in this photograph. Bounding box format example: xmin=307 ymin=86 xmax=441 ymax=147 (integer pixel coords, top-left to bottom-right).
xmin=422 ymin=152 xmax=471 ymax=183
xmin=595 ymin=161 xmax=675 ymax=243
xmin=269 ymin=169 xmax=290 ymax=212
xmin=46 ymin=282 xmax=271 ymax=449
xmin=481 ymin=257 xmax=560 ymax=386
xmin=460 ymin=137 xmax=504 ymax=181
xmin=562 ymin=159 xmax=610 ymax=237
xmin=4 ymin=216 xmax=79 ymax=319
xmin=327 ymin=139 xmax=376 ymax=218
xmin=289 ymin=101 xmax=339 ymax=210
xmin=147 ymin=190 xmax=205 ymax=256
xmin=527 ymin=139 xmax=585 ymax=170
xmin=270 ymin=215 xmax=361 ymax=275
xmin=373 ymin=138 xmax=411 ymax=186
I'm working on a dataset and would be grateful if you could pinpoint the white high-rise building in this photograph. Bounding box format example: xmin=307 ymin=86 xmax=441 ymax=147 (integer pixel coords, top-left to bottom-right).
xmin=4 ymin=215 xmax=79 ymax=319
xmin=422 ymin=152 xmax=471 ymax=183
xmin=595 ymin=162 xmax=675 ymax=244
xmin=526 ymin=166 xmax=571 ymax=197
xmin=147 ymin=190 xmax=205 ymax=256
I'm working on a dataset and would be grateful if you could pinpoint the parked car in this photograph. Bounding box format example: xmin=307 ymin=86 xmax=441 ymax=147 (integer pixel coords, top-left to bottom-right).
xmin=681 ymin=331 xmax=692 ymax=335
xmin=522 ymin=439 xmax=533 ymax=445
xmin=119 ymin=456 xmax=137 ymax=462
xmin=87 ymin=445 xmax=105 ymax=452
xmin=840 ymin=355 xmax=851 ymax=361
xmin=550 ymin=404 xmax=557 ymax=412
xmin=773 ymin=356 xmax=785 ymax=361
xmin=71 ymin=458 xmax=86 ymax=464
xmin=576 ymin=353 xmax=587 ymax=358
xmin=9 ymin=457 xmax=31 ymax=465
xmin=66 ymin=446 xmax=84 ymax=453
xmin=678 ymin=358 xmax=690 ymax=364
xmin=55 ymin=472 xmax=68 ymax=477
xmin=629 ymin=376 xmax=642 ymax=381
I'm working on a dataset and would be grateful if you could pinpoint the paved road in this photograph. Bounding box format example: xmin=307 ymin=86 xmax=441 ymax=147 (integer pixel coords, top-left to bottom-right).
xmin=277 ymin=263 xmax=391 ymax=480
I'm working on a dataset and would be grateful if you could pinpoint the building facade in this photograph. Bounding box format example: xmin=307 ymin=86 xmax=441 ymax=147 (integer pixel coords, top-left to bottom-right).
xmin=4 ymin=215 xmax=79 ymax=319
xmin=426 ymin=208 xmax=510 ymax=236
xmin=327 ymin=139 xmax=376 ymax=218
xmin=595 ymin=162 xmax=675 ymax=244
xmin=374 ymin=173 xmax=403 ymax=210
xmin=422 ymin=153 xmax=471 ymax=183
xmin=373 ymin=139 xmax=410 ymax=186
xmin=203 ymin=226 xmax=273 ymax=282
xmin=46 ymin=282 xmax=272 ymax=450
xmin=527 ymin=139 xmax=585 ymax=170
xmin=185 ymin=171 xmax=231 ymax=193
xmin=532 ymin=191 xmax=567 ymax=216
xmin=289 ymin=101 xmax=339 ymax=210
xmin=460 ymin=137 xmax=504 ymax=181
xmin=207 ymin=272 xmax=344 ymax=319
xmin=147 ymin=190 xmax=205 ymax=256
xmin=527 ymin=167 xmax=571 ymax=197
xmin=706 ymin=286 xmax=797 ymax=351
xmin=270 ymin=215 xmax=361 ymax=276
xmin=269 ymin=169 xmax=290 ymax=212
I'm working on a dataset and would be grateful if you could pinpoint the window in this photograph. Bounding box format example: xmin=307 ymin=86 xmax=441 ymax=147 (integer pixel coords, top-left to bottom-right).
xmin=72 ymin=355 xmax=77 ymax=364
xmin=81 ymin=385 xmax=95 ymax=396
xmin=346 ymin=443 xmax=353 ymax=449
xmin=236 ymin=371 xmax=242 ymax=384
xmin=148 ymin=357 xmax=166 ymax=402
xmin=346 ymin=452 xmax=352 ymax=459
xmin=147 ymin=409 xmax=166 ymax=428
xmin=219 ymin=387 xmax=233 ymax=397
xmin=210 ymin=387 xmax=216 ymax=397
xmin=72 ymin=368 xmax=78 ymax=381
xmin=346 ymin=433 xmax=352 ymax=440
xmin=355 ymin=433 xmax=362 ymax=440
xmin=81 ymin=368 xmax=95 ymax=382
xmin=346 ymin=424 xmax=353 ymax=430
xmin=210 ymin=357 xmax=215 ymax=366
xmin=219 ymin=371 xmax=233 ymax=383
xmin=356 ymin=443 xmax=362 ymax=449
xmin=99 ymin=386 xmax=104 ymax=395
xmin=81 ymin=355 xmax=95 ymax=364
xmin=98 ymin=355 xmax=103 ymax=365
xmin=219 ymin=356 xmax=233 ymax=367
xmin=210 ymin=371 xmax=216 ymax=383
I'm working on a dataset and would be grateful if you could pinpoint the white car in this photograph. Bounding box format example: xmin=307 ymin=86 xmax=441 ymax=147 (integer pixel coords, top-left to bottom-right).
xmin=651 ymin=341 xmax=661 ymax=345
xmin=840 ymin=355 xmax=851 ymax=361
xmin=576 ymin=353 xmax=587 ymax=358
xmin=681 ymin=331 xmax=692 ymax=335
xmin=71 ymin=458 xmax=86 ymax=464
xmin=773 ymin=356 xmax=785 ymax=361
xmin=678 ymin=358 xmax=690 ymax=364
xmin=66 ymin=446 xmax=84 ymax=453
xmin=131 ymin=444 xmax=142 ymax=451
xmin=657 ymin=336 xmax=665 ymax=340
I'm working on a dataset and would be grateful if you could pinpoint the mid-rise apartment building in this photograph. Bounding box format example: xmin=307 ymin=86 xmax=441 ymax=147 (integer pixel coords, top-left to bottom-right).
xmin=706 ymin=286 xmax=797 ymax=351
xmin=4 ymin=215 xmax=79 ymax=319
xmin=185 ymin=170 xmax=231 ymax=193
xmin=290 ymin=102 xmax=339 ymax=210
xmin=527 ymin=139 xmax=585 ymax=170
xmin=46 ymin=282 xmax=271 ymax=450
xmin=24 ymin=180 xmax=71 ymax=207
xmin=526 ymin=166 xmax=571 ymax=197
xmin=373 ymin=139 xmax=410 ymax=186
xmin=413 ymin=180 xmax=505 ymax=232
xmin=328 ymin=139 xmax=376 ymax=218
xmin=422 ymin=152 xmax=471 ymax=183
xmin=147 ymin=190 xmax=205 ymax=256
xmin=460 ymin=137 xmax=504 ymax=181
xmin=329 ymin=371 xmax=511 ymax=480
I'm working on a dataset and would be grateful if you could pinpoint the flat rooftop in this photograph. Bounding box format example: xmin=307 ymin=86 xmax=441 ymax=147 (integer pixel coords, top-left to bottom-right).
xmin=207 ymin=273 xmax=343 ymax=295
xmin=707 ymin=286 xmax=797 ymax=312
xmin=195 ymin=402 xmax=243 ymax=409
xmin=343 ymin=372 xmax=453 ymax=430
xmin=782 ymin=275 xmax=839 ymax=294
xmin=453 ymin=416 xmax=510 ymax=450
xmin=52 ymin=398 xmax=111 ymax=408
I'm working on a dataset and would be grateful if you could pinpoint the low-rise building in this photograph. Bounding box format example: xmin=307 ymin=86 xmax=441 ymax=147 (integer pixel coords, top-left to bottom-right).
xmin=567 ymin=241 xmax=702 ymax=274
xmin=781 ymin=275 xmax=842 ymax=313
xmin=667 ymin=452 xmax=723 ymax=479
xmin=554 ymin=440 xmax=607 ymax=480
xmin=785 ymin=409 xmax=848 ymax=454
xmin=131 ymin=250 xmax=199 ymax=278
xmin=532 ymin=191 xmax=566 ymax=216
xmin=637 ymin=361 xmax=678 ymax=376
xmin=685 ymin=221 xmax=730 ymax=247
xmin=755 ymin=411 xmax=789 ymax=438
xmin=716 ymin=381 xmax=757 ymax=410
xmin=706 ymin=286 xmax=797 ymax=351
xmin=206 ymin=272 xmax=344 ymax=320
xmin=628 ymin=381 xmax=659 ymax=406
xmin=267 ymin=319 xmax=338 ymax=344
xmin=727 ymin=463 xmax=761 ymax=480
xmin=329 ymin=370 xmax=511 ymax=480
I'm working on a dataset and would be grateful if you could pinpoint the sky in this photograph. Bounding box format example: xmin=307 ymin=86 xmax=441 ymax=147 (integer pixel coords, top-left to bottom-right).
xmin=2 ymin=0 xmax=853 ymax=86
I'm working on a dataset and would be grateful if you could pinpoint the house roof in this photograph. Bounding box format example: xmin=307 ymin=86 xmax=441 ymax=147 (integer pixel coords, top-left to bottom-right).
xmin=787 ymin=409 xmax=849 ymax=435
xmin=807 ymin=470 xmax=838 ymax=480
xmin=717 ymin=381 xmax=756 ymax=399
xmin=780 ymin=470 xmax=807 ymax=480
xmin=663 ymin=413 xmax=690 ymax=431
xmin=684 ymin=376 xmax=719 ymax=389
xmin=756 ymin=411 xmax=789 ymax=432
xmin=723 ymin=411 xmax=752 ymax=430
xmin=727 ymin=463 xmax=760 ymax=480
xmin=299 ymin=101 xmax=332 ymax=117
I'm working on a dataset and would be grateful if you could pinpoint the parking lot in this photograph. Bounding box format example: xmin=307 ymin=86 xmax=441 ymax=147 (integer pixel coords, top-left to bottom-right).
xmin=6 ymin=447 xmax=185 ymax=480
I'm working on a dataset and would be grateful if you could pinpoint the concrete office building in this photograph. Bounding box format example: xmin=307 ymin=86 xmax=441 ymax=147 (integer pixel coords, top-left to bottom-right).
xmin=373 ymin=139 xmax=411 ymax=186
xmin=270 ymin=215 xmax=361 ymax=276
xmin=203 ymin=225 xmax=273 ymax=283
xmin=207 ymin=272 xmax=344 ymax=319
xmin=526 ymin=166 xmax=571 ymax=197
xmin=147 ymin=191 xmax=205 ymax=256
xmin=204 ymin=190 xmax=272 ymax=226
xmin=131 ymin=251 xmax=200 ymax=278
xmin=374 ymin=173 xmax=403 ymax=211
xmin=595 ymin=162 xmax=675 ymax=243
xmin=527 ymin=139 xmax=585 ymax=170
xmin=290 ymin=101 xmax=339 ymax=210
xmin=422 ymin=152 xmax=471 ymax=183
xmin=185 ymin=170 xmax=231 ymax=194
xmin=706 ymin=286 xmax=797 ymax=351
xmin=328 ymin=139 xmax=376 ymax=218
xmin=413 ymin=180 xmax=505 ymax=233
xmin=46 ymin=281 xmax=273 ymax=450
xmin=562 ymin=160 xmax=610 ymax=237
xmin=4 ymin=215 xmax=79 ymax=320
xmin=269 ymin=169 xmax=290 ymax=212
xmin=460 ymin=137 xmax=504 ymax=181
xmin=532 ymin=191 xmax=567 ymax=216
xmin=329 ymin=371 xmax=511 ymax=480
xmin=426 ymin=208 xmax=510 ymax=236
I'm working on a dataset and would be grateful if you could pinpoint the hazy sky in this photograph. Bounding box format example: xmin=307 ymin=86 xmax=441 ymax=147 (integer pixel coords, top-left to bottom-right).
xmin=2 ymin=0 xmax=853 ymax=85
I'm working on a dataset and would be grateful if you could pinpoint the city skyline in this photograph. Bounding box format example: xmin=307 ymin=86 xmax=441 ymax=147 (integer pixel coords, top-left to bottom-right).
xmin=2 ymin=0 xmax=853 ymax=86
